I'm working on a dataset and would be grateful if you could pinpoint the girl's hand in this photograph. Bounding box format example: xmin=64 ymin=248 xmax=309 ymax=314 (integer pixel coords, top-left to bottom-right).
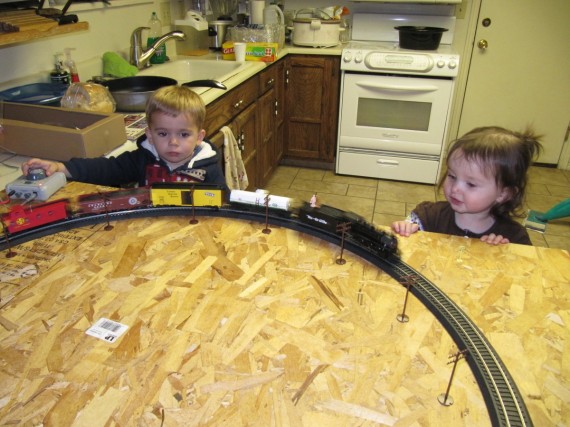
xmin=391 ymin=221 xmax=419 ymax=237
xmin=480 ymin=233 xmax=510 ymax=245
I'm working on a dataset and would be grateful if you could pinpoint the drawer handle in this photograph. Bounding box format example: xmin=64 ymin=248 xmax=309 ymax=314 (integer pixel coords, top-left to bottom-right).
xmin=266 ymin=78 xmax=275 ymax=86
xmin=377 ymin=159 xmax=399 ymax=167
xmin=233 ymin=100 xmax=244 ymax=109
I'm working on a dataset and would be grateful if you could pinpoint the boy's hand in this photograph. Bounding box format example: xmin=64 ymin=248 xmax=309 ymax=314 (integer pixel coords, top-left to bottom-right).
xmin=480 ymin=234 xmax=510 ymax=245
xmin=22 ymin=159 xmax=70 ymax=178
xmin=391 ymin=221 xmax=419 ymax=237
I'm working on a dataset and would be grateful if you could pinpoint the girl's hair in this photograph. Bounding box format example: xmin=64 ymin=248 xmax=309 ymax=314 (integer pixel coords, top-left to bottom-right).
xmin=438 ymin=126 xmax=543 ymax=218
xmin=145 ymin=85 xmax=206 ymax=129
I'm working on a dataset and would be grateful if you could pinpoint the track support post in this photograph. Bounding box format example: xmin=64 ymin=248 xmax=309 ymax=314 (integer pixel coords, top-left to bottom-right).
xmin=336 ymin=222 xmax=351 ymax=265
xmin=438 ymin=349 xmax=468 ymax=406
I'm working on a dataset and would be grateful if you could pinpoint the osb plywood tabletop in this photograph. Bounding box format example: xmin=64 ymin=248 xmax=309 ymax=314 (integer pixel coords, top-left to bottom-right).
xmin=0 ymin=183 xmax=568 ymax=426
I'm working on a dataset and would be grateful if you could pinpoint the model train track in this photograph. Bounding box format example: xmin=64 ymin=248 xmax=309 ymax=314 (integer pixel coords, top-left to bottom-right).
xmin=0 ymin=206 xmax=532 ymax=426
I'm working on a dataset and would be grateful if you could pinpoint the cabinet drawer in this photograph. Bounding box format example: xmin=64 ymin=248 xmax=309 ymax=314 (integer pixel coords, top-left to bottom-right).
xmin=258 ymin=65 xmax=278 ymax=95
xmin=205 ymin=76 xmax=259 ymax=136
xmin=336 ymin=150 xmax=439 ymax=184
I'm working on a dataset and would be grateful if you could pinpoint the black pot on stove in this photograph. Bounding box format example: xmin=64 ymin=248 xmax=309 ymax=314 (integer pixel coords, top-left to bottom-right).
xmin=394 ymin=26 xmax=448 ymax=50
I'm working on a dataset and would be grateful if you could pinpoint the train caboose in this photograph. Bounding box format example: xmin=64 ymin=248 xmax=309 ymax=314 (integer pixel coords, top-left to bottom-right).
xmin=2 ymin=200 xmax=69 ymax=234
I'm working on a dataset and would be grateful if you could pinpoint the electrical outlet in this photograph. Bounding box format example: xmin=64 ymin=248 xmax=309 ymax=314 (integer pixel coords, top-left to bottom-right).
xmin=160 ymin=2 xmax=171 ymax=24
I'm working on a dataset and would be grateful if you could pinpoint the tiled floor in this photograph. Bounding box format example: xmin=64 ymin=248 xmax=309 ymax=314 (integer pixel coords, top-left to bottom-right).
xmin=265 ymin=165 xmax=570 ymax=251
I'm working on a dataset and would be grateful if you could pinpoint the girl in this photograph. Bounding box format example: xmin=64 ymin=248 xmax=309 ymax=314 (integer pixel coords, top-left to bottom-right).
xmin=391 ymin=126 xmax=542 ymax=245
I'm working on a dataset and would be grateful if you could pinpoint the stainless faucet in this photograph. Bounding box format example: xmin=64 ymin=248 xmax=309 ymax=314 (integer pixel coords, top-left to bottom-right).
xmin=130 ymin=27 xmax=186 ymax=69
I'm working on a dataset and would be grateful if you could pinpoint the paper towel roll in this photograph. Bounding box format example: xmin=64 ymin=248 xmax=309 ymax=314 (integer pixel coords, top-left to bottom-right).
xmin=251 ymin=0 xmax=265 ymax=25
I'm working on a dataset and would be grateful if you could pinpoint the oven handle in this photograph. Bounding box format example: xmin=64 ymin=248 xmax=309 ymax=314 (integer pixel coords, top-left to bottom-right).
xmin=356 ymin=81 xmax=439 ymax=93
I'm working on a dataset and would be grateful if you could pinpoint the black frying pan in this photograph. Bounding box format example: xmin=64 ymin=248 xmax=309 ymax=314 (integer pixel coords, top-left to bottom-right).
xmin=103 ymin=76 xmax=227 ymax=112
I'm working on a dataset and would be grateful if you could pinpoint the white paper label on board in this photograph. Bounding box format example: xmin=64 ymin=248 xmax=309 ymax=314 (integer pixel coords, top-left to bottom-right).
xmin=86 ymin=318 xmax=129 ymax=343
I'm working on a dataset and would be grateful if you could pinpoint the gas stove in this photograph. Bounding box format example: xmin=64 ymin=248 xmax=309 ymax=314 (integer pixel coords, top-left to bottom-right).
xmin=341 ymin=41 xmax=460 ymax=77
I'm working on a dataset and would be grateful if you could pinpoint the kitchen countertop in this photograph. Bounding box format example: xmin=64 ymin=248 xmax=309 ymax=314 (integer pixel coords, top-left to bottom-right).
xmin=0 ymin=43 xmax=344 ymax=190
xmin=192 ymin=42 xmax=344 ymax=106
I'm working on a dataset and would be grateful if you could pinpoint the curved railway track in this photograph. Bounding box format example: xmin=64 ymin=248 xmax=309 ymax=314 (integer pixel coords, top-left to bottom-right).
xmin=0 ymin=206 xmax=533 ymax=426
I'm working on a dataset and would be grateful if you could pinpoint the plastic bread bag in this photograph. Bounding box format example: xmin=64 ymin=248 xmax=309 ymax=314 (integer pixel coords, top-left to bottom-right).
xmin=61 ymin=82 xmax=116 ymax=113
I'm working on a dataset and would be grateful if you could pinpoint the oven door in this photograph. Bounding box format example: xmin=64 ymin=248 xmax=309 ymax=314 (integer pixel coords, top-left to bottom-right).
xmin=338 ymin=72 xmax=454 ymax=156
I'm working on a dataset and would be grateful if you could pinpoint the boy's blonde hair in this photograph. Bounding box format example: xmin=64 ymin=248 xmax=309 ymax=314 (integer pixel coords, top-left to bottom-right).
xmin=439 ymin=126 xmax=543 ymax=218
xmin=145 ymin=85 xmax=206 ymax=129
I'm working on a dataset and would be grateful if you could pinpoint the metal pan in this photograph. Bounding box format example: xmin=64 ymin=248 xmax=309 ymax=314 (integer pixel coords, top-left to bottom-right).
xmin=103 ymin=76 xmax=177 ymax=112
xmin=104 ymin=76 xmax=227 ymax=112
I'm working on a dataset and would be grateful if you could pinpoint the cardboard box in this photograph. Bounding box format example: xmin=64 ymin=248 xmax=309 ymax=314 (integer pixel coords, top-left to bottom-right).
xmin=1 ymin=102 xmax=127 ymax=161
xmin=222 ymin=42 xmax=279 ymax=62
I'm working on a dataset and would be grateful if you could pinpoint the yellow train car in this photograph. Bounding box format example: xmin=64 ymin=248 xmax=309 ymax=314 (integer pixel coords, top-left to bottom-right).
xmin=150 ymin=183 xmax=225 ymax=207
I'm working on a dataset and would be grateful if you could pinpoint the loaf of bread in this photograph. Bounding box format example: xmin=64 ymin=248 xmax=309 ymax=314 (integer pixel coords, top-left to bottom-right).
xmin=61 ymin=83 xmax=116 ymax=113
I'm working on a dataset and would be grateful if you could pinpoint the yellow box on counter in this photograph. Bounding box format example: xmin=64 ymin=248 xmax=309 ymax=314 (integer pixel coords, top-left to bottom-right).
xmin=222 ymin=42 xmax=279 ymax=62
xmin=1 ymin=102 xmax=127 ymax=161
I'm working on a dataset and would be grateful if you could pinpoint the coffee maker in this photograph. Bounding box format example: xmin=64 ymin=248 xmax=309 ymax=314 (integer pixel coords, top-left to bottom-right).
xmin=207 ymin=0 xmax=237 ymax=50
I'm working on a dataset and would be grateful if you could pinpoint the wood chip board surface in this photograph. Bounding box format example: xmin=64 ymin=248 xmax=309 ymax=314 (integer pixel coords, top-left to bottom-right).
xmin=0 ymin=197 xmax=568 ymax=426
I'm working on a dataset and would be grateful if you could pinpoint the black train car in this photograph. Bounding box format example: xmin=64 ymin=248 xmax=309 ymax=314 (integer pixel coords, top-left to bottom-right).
xmin=298 ymin=202 xmax=398 ymax=256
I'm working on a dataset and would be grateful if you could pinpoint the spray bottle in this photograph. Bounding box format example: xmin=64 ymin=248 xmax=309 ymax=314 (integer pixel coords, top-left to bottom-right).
xmin=64 ymin=48 xmax=80 ymax=83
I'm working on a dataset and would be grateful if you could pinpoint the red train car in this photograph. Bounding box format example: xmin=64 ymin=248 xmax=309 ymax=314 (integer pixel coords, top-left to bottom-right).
xmin=76 ymin=188 xmax=151 ymax=215
xmin=2 ymin=200 xmax=69 ymax=234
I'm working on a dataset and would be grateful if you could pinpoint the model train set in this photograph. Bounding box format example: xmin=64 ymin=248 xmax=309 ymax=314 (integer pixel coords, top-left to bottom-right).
xmin=0 ymin=181 xmax=533 ymax=426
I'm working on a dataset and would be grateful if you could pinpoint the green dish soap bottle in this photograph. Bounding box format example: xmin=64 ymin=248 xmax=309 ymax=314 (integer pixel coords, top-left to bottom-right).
xmin=147 ymin=11 xmax=166 ymax=64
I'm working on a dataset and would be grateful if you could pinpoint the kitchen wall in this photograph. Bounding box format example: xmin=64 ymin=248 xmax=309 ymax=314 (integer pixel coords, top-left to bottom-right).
xmin=0 ymin=0 xmax=168 ymax=90
xmin=0 ymin=0 xmax=470 ymax=91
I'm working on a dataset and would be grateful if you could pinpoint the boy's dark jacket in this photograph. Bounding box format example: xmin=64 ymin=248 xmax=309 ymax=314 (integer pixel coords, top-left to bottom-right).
xmin=64 ymin=136 xmax=226 ymax=188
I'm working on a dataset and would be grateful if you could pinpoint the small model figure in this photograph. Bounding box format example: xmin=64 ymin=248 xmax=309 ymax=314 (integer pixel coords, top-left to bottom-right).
xmin=310 ymin=193 xmax=318 ymax=208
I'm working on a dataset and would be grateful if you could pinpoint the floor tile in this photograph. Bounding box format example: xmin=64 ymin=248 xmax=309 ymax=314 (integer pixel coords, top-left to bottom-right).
xmin=376 ymin=180 xmax=438 ymax=204
xmin=290 ymin=178 xmax=348 ymax=196
xmin=347 ymin=184 xmax=377 ymax=199
xmin=374 ymin=199 xmax=407 ymax=217
xmin=323 ymin=171 xmax=379 ymax=188
xmin=296 ymin=169 xmax=327 ymax=181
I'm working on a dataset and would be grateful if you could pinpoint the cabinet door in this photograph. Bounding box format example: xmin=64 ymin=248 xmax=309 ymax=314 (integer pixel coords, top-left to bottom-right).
xmin=233 ymin=103 xmax=259 ymax=190
xmin=284 ymin=55 xmax=340 ymax=163
xmin=274 ymin=60 xmax=286 ymax=163
xmin=258 ymin=88 xmax=275 ymax=185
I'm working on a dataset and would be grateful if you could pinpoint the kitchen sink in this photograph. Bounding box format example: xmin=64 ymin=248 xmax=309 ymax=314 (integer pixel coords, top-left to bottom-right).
xmin=137 ymin=58 xmax=253 ymax=86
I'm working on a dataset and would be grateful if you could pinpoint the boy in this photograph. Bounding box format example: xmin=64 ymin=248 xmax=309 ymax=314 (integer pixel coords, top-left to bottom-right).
xmin=22 ymin=85 xmax=226 ymax=188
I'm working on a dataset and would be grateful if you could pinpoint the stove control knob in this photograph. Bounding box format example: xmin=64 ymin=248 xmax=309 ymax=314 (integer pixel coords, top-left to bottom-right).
xmin=354 ymin=53 xmax=363 ymax=63
xmin=343 ymin=52 xmax=353 ymax=63
xmin=449 ymin=60 xmax=458 ymax=69
xmin=437 ymin=60 xmax=446 ymax=68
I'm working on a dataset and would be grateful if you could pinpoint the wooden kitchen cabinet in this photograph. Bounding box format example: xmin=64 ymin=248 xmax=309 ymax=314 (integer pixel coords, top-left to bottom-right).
xmin=205 ymin=76 xmax=259 ymax=190
xmin=207 ymin=102 xmax=259 ymax=191
xmin=231 ymin=103 xmax=259 ymax=190
xmin=283 ymin=55 xmax=341 ymax=165
xmin=274 ymin=60 xmax=286 ymax=164
xmin=257 ymin=63 xmax=283 ymax=186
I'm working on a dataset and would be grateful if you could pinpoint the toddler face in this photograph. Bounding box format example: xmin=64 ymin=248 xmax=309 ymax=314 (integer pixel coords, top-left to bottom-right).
xmin=145 ymin=111 xmax=205 ymax=169
xmin=443 ymin=151 xmax=509 ymax=215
